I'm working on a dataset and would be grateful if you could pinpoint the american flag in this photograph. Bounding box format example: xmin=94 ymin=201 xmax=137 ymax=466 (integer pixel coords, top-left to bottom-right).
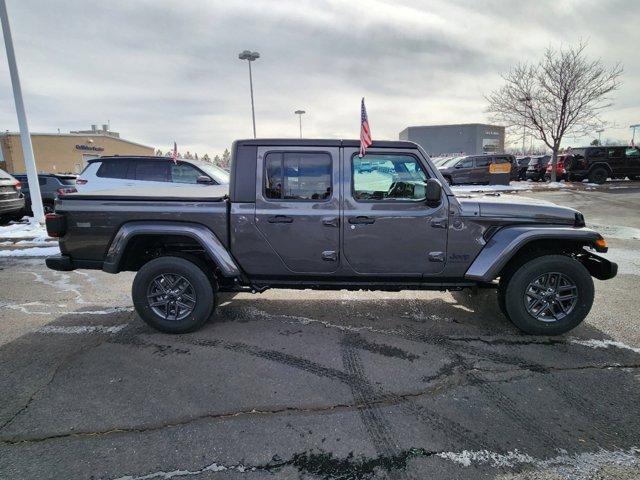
xmin=359 ymin=97 xmax=372 ymax=157
xmin=171 ymin=141 xmax=178 ymax=164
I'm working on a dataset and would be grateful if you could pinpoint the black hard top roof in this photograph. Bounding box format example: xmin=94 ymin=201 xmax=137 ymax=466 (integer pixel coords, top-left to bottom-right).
xmin=235 ymin=138 xmax=418 ymax=149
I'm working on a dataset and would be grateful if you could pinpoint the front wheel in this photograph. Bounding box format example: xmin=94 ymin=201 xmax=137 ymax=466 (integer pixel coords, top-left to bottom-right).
xmin=588 ymin=167 xmax=608 ymax=184
xmin=132 ymin=256 xmax=215 ymax=333
xmin=500 ymin=255 xmax=594 ymax=335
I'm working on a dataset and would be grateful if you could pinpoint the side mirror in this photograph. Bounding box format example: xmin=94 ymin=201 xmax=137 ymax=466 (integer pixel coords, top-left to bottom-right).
xmin=425 ymin=178 xmax=442 ymax=207
xmin=196 ymin=175 xmax=213 ymax=184
xmin=454 ymin=163 xmax=463 ymax=169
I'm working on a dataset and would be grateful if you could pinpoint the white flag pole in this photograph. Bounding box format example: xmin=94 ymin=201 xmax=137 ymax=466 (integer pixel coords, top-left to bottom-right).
xmin=0 ymin=0 xmax=45 ymax=224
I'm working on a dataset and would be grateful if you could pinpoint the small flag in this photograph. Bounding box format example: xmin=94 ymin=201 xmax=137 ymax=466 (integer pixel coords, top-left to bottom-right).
xmin=171 ymin=142 xmax=178 ymax=164
xmin=359 ymin=97 xmax=372 ymax=157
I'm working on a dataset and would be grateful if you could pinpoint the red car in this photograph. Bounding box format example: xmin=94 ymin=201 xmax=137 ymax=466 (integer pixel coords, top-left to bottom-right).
xmin=545 ymin=154 xmax=570 ymax=181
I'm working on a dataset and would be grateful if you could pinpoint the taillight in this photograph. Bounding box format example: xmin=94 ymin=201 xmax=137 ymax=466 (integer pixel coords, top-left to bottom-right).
xmin=14 ymin=180 xmax=21 ymax=191
xmin=57 ymin=187 xmax=77 ymax=196
xmin=76 ymin=178 xmax=87 ymax=185
xmin=45 ymin=213 xmax=66 ymax=238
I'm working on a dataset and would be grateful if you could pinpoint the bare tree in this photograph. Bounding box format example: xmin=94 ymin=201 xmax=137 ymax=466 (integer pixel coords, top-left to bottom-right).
xmin=486 ymin=42 xmax=622 ymax=181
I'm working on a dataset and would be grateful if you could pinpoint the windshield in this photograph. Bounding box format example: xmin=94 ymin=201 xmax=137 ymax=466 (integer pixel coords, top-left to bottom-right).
xmin=199 ymin=164 xmax=230 ymax=184
xmin=440 ymin=156 xmax=461 ymax=167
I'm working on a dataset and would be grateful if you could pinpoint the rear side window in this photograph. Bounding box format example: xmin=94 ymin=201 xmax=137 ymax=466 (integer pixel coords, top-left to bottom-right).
xmin=475 ymin=157 xmax=491 ymax=167
xmin=38 ymin=177 xmax=47 ymax=186
xmin=608 ymin=148 xmax=624 ymax=158
xmin=264 ymin=152 xmax=332 ymax=201
xmin=57 ymin=176 xmax=77 ymax=186
xmin=134 ymin=161 xmax=170 ymax=182
xmin=494 ymin=156 xmax=511 ymax=164
xmin=96 ymin=160 xmax=130 ymax=179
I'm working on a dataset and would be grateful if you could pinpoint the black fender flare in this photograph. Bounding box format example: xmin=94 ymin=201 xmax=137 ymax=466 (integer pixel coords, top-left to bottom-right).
xmin=464 ymin=226 xmax=605 ymax=282
xmin=103 ymin=221 xmax=242 ymax=277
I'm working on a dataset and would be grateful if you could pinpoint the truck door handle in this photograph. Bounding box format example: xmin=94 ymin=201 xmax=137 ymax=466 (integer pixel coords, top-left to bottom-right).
xmin=322 ymin=217 xmax=339 ymax=227
xmin=268 ymin=215 xmax=293 ymax=224
xmin=430 ymin=219 xmax=448 ymax=229
xmin=349 ymin=216 xmax=375 ymax=225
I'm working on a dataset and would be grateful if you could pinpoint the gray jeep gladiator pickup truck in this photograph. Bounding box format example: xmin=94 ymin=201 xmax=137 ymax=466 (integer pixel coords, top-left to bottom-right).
xmin=45 ymin=139 xmax=617 ymax=335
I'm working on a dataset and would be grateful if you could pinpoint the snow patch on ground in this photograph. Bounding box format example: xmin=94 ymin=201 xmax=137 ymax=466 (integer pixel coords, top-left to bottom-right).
xmin=570 ymin=338 xmax=640 ymax=355
xmin=0 ymin=245 xmax=60 ymax=257
xmin=114 ymin=461 xmax=254 ymax=480
xmin=68 ymin=306 xmax=134 ymax=315
xmin=37 ymin=324 xmax=128 ymax=334
xmin=0 ymin=217 xmax=50 ymax=240
xmin=589 ymin=224 xmax=640 ymax=240
xmin=437 ymin=447 xmax=640 ymax=479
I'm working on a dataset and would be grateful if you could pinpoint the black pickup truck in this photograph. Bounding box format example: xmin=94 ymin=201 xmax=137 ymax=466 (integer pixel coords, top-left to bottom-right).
xmin=45 ymin=139 xmax=617 ymax=335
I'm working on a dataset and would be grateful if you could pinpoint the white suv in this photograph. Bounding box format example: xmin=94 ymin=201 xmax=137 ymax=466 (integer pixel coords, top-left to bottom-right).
xmin=76 ymin=156 xmax=230 ymax=193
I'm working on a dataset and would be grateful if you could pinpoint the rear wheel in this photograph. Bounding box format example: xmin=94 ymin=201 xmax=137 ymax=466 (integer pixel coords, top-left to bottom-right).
xmin=132 ymin=256 xmax=215 ymax=333
xmin=500 ymin=255 xmax=593 ymax=335
xmin=588 ymin=167 xmax=608 ymax=184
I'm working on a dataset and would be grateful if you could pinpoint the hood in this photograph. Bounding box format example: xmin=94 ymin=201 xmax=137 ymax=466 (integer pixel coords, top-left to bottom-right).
xmin=456 ymin=194 xmax=580 ymax=224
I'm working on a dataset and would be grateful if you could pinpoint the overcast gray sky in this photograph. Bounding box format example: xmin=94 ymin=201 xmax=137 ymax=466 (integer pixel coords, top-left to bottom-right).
xmin=1 ymin=0 xmax=638 ymax=155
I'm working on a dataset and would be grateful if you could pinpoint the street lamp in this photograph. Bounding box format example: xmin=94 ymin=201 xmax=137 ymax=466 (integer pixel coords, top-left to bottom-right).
xmin=631 ymin=124 xmax=640 ymax=146
xmin=238 ymin=50 xmax=260 ymax=138
xmin=518 ymin=96 xmax=531 ymax=156
xmin=294 ymin=110 xmax=305 ymax=139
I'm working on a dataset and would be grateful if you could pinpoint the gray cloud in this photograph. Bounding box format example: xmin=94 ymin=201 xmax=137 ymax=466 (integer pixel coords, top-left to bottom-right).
xmin=0 ymin=0 xmax=638 ymax=155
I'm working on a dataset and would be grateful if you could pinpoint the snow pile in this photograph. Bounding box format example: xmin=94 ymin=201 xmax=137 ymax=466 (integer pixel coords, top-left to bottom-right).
xmin=451 ymin=183 xmax=532 ymax=193
xmin=0 ymin=217 xmax=49 ymax=240
xmin=0 ymin=245 xmax=60 ymax=257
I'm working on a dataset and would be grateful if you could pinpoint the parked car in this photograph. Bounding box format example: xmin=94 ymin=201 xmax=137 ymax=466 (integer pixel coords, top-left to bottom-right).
xmin=13 ymin=173 xmax=77 ymax=215
xmin=438 ymin=154 xmax=516 ymax=185
xmin=357 ymin=160 xmax=373 ymax=173
xmin=525 ymin=155 xmax=551 ymax=181
xmin=544 ymin=154 xmax=571 ymax=181
xmin=515 ymin=156 xmax=531 ymax=180
xmin=0 ymin=168 xmax=25 ymax=224
xmin=565 ymin=146 xmax=640 ymax=184
xmin=46 ymin=138 xmax=616 ymax=336
xmin=75 ymin=156 xmax=230 ymax=193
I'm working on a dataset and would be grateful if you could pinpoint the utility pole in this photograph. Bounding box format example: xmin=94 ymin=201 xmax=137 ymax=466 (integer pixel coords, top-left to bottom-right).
xmin=631 ymin=124 xmax=640 ymax=146
xmin=0 ymin=0 xmax=44 ymax=223
xmin=238 ymin=50 xmax=260 ymax=139
xmin=294 ymin=110 xmax=305 ymax=139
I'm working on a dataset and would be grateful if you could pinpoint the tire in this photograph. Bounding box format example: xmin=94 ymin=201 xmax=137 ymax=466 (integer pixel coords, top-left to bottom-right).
xmin=43 ymin=202 xmax=55 ymax=214
xmin=132 ymin=256 xmax=215 ymax=334
xmin=500 ymin=255 xmax=594 ymax=335
xmin=588 ymin=167 xmax=608 ymax=185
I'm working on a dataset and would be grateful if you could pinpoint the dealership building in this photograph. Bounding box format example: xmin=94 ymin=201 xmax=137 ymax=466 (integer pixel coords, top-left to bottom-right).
xmin=399 ymin=123 xmax=505 ymax=156
xmin=0 ymin=125 xmax=154 ymax=174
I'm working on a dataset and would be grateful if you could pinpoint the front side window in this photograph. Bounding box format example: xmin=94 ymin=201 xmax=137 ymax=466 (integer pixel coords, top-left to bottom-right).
xmin=608 ymin=148 xmax=624 ymax=158
xmin=170 ymin=163 xmax=201 ymax=184
xmin=353 ymin=154 xmax=427 ymax=201
xmin=625 ymin=148 xmax=640 ymax=158
xmin=264 ymin=152 xmax=331 ymax=200
xmin=134 ymin=161 xmax=170 ymax=182
xmin=458 ymin=159 xmax=473 ymax=168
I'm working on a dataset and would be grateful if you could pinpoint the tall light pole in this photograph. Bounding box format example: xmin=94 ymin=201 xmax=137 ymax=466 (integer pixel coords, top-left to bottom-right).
xmin=518 ymin=96 xmax=531 ymax=156
xmin=238 ymin=50 xmax=259 ymax=139
xmin=0 ymin=0 xmax=44 ymax=223
xmin=631 ymin=124 xmax=640 ymax=146
xmin=596 ymin=128 xmax=604 ymax=145
xmin=294 ymin=110 xmax=305 ymax=139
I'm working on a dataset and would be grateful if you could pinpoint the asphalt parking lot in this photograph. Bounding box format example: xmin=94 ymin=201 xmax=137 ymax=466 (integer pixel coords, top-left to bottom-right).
xmin=1 ymin=184 xmax=640 ymax=480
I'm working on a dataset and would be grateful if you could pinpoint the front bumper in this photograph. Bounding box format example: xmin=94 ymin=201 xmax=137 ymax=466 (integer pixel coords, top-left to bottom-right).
xmin=580 ymin=251 xmax=617 ymax=280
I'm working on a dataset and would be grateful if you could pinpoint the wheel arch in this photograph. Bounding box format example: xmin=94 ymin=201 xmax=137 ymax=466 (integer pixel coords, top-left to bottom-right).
xmin=103 ymin=221 xmax=242 ymax=278
xmin=464 ymin=226 xmax=604 ymax=283
xmin=588 ymin=162 xmax=613 ymax=174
